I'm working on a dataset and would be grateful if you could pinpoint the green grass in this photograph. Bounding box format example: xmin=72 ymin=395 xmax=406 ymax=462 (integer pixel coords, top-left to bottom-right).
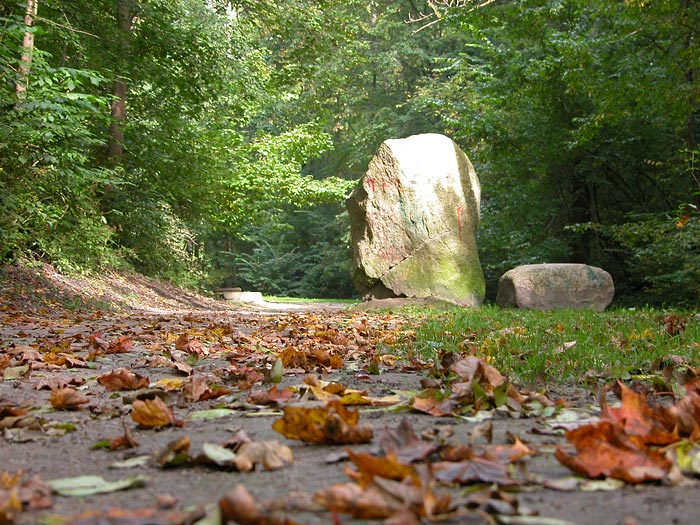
xmin=394 ymin=305 xmax=700 ymax=387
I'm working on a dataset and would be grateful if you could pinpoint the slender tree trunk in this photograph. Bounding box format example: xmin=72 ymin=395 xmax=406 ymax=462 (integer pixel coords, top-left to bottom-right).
xmin=681 ymin=0 xmax=700 ymax=206
xmin=16 ymin=0 xmax=38 ymax=101
xmin=108 ymin=0 xmax=135 ymax=166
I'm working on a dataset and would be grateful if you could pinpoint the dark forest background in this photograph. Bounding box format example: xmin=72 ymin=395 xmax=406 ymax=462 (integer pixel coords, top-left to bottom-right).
xmin=1 ymin=0 xmax=698 ymax=305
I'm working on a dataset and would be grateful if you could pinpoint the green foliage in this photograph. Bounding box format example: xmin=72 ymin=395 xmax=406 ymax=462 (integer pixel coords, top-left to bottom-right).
xmin=0 ymin=12 xmax=117 ymax=270
xmin=105 ymin=187 xmax=203 ymax=284
xmin=410 ymin=0 xmax=700 ymax=304
xmin=2 ymin=0 xmax=698 ymax=304
xmin=572 ymin=213 xmax=700 ymax=306
xmin=230 ymin=206 xmax=355 ymax=299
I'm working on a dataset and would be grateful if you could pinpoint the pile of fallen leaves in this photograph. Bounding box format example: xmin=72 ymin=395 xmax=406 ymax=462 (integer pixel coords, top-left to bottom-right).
xmin=557 ymin=379 xmax=700 ymax=484
xmin=3 ymin=290 xmax=700 ymax=525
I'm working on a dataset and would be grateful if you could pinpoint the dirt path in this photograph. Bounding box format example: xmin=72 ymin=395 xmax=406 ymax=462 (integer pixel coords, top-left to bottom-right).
xmin=1 ymin=264 xmax=698 ymax=525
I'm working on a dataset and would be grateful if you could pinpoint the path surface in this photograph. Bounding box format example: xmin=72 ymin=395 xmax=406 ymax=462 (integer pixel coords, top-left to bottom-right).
xmin=1 ymin=264 xmax=698 ymax=525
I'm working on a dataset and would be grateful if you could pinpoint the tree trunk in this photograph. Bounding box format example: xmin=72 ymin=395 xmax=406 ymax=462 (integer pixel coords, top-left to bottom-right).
xmin=16 ymin=0 xmax=38 ymax=101
xmin=108 ymin=0 xmax=136 ymax=167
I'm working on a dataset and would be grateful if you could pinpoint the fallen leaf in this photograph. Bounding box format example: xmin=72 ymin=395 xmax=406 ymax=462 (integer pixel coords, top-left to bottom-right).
xmin=346 ymin=450 xmax=418 ymax=486
xmin=131 ymin=397 xmax=183 ymax=428
xmin=107 ymin=422 xmax=140 ymax=450
xmin=106 ymin=335 xmax=134 ymax=354
xmin=150 ymin=377 xmax=185 ymax=391
xmin=219 ymin=484 xmax=260 ymax=525
xmin=272 ymin=400 xmax=373 ymax=444
xmin=233 ymin=441 xmax=294 ymax=472
xmin=0 ymin=486 xmax=22 ymax=524
xmin=668 ymin=383 xmax=700 ymax=438
xmin=59 ymin=506 xmax=204 ymax=525
xmin=377 ymin=418 xmax=438 ymax=463
xmin=156 ymin=436 xmax=191 ymax=468
xmin=47 ymin=475 xmax=148 ymax=497
xmin=486 ymin=437 xmax=533 ymax=463
xmin=601 ymin=382 xmax=679 ymax=445
xmin=186 ymin=408 xmax=236 ymax=421
xmin=175 ymin=333 xmax=203 ymax=355
xmin=33 ymin=375 xmax=84 ymax=391
xmin=98 ymin=368 xmax=150 ymax=392
xmin=183 ymin=375 xmax=231 ymax=402
xmin=247 ymin=385 xmax=295 ymax=406
xmin=49 ymin=387 xmax=89 ymax=411
xmin=266 ymin=357 xmax=283 ymax=384
xmin=411 ymin=390 xmax=457 ymax=417
xmin=451 ymin=356 xmax=504 ymax=387
xmin=219 ymin=484 xmax=305 ymax=525
xmin=197 ymin=443 xmax=236 ymax=466
xmin=434 ymin=455 xmax=517 ymax=485
xmin=555 ymin=420 xmax=672 ymax=483
xmin=3 ymin=366 xmax=29 ymax=381
xmin=108 ymin=456 xmax=150 ymax=469
xmin=0 ymin=471 xmax=52 ymax=523
xmin=315 ymin=482 xmax=403 ymax=519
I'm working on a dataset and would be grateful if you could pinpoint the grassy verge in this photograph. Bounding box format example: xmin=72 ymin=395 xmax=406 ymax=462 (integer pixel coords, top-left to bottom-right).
xmin=392 ymin=305 xmax=700 ymax=388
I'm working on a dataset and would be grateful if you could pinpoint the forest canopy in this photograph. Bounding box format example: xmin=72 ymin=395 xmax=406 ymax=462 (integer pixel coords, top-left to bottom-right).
xmin=0 ymin=0 xmax=698 ymax=305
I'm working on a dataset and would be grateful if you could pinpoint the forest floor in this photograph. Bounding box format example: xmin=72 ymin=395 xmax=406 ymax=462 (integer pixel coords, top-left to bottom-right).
xmin=0 ymin=262 xmax=698 ymax=525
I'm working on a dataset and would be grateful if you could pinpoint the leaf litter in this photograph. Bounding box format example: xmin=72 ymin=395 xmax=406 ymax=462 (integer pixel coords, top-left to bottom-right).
xmin=2 ymin=299 xmax=700 ymax=525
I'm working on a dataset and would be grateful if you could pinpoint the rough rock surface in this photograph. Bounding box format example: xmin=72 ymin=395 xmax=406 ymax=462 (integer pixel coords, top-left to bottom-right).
xmin=346 ymin=133 xmax=485 ymax=306
xmin=496 ymin=263 xmax=614 ymax=311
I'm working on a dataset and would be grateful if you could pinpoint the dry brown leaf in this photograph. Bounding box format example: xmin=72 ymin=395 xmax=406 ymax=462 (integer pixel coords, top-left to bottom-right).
xmin=43 ymin=353 xmax=87 ymax=368
xmin=272 ymin=400 xmax=373 ymax=444
xmin=486 ymin=437 xmax=532 ymax=463
xmin=0 ymin=471 xmax=52 ymax=523
xmin=183 ymin=375 xmax=231 ymax=402
xmin=156 ymin=436 xmax=191 ymax=468
xmin=33 ymin=376 xmax=84 ymax=391
xmin=49 ymin=387 xmax=89 ymax=411
xmin=106 ymin=335 xmax=133 ymax=354
xmin=346 ymin=450 xmax=418 ymax=487
xmin=247 ymin=385 xmax=295 ymax=406
xmin=108 ymin=422 xmax=140 ymax=451
xmin=668 ymin=381 xmax=700 ymax=439
xmin=601 ymin=381 xmax=679 ymax=445
xmin=174 ymin=333 xmax=204 ymax=356
xmin=0 ymin=487 xmax=21 ymax=524
xmin=451 ymin=356 xmax=504 ymax=387
xmin=432 ymin=456 xmax=516 ymax=486
xmin=377 ymin=418 xmax=438 ymax=464
xmin=555 ymin=420 xmax=672 ymax=483
xmin=97 ymin=368 xmax=150 ymax=392
xmin=0 ymin=354 xmax=11 ymax=375
xmin=233 ymin=441 xmax=293 ymax=472
xmin=315 ymin=482 xmax=403 ymax=519
xmin=59 ymin=506 xmax=204 ymax=525
xmin=130 ymin=397 xmax=183 ymax=428
xmin=411 ymin=392 xmax=457 ymax=417
xmin=219 ymin=484 xmax=305 ymax=525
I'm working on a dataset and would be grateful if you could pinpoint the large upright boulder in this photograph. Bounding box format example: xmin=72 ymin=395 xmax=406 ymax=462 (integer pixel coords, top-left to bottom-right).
xmin=496 ymin=263 xmax=614 ymax=311
xmin=346 ymin=133 xmax=485 ymax=306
